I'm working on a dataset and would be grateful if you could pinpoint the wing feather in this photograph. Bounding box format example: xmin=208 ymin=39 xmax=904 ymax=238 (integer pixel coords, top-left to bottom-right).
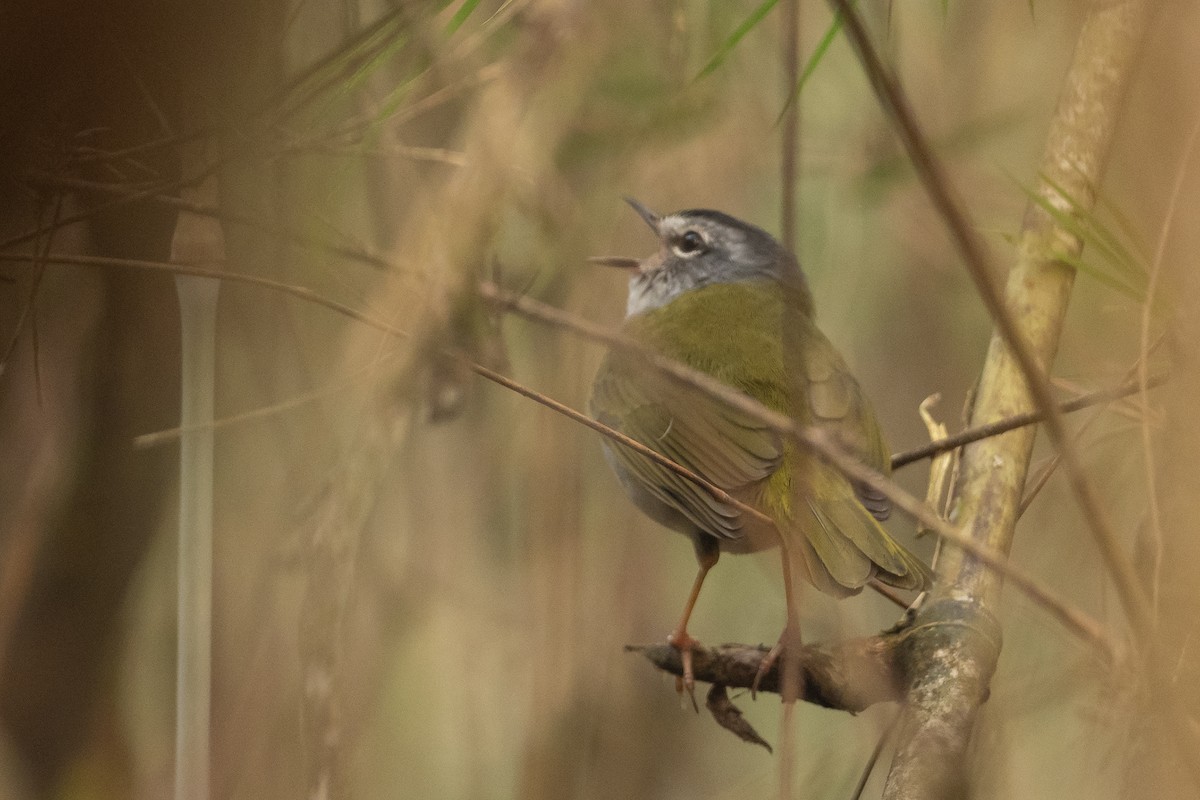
xmin=591 ymin=351 xmax=782 ymax=542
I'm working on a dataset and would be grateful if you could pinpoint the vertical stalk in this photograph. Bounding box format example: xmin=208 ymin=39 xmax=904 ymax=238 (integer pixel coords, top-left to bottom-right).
xmin=876 ymin=3 xmax=1151 ymax=798
xmin=174 ymin=274 xmax=219 ymax=800
xmin=780 ymin=0 xmax=801 ymax=253
xmin=171 ymin=140 xmax=224 ymax=800
xmin=778 ymin=5 xmax=802 ymax=796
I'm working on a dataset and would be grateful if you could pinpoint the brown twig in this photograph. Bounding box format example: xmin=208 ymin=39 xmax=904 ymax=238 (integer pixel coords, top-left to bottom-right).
xmin=20 ymin=172 xmax=397 ymax=272
xmin=1138 ymin=112 xmax=1200 ymax=613
xmin=2 ymin=191 xmax=63 ymax=392
xmin=852 ymin=711 xmax=900 ymax=800
xmin=780 ymin=0 xmax=801 ymax=254
xmin=627 ymin=634 xmax=903 ymax=709
xmin=0 ymin=254 xmax=403 ymax=340
xmin=890 ymin=374 xmax=1168 ymax=469
xmin=1 ymin=161 xmax=220 ymax=252
xmin=131 ymin=357 xmax=402 ymax=448
xmin=467 ymin=361 xmax=776 ymax=530
xmin=778 ymin=14 xmax=805 ymax=790
xmin=1019 ymin=337 xmax=1166 ymax=517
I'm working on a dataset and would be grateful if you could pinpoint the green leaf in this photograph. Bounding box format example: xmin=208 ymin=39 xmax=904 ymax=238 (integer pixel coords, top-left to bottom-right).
xmin=1050 ymin=249 xmax=1144 ymax=302
xmin=1009 ymin=172 xmax=1149 ymax=302
xmin=340 ymin=27 xmax=412 ymax=99
xmin=445 ymin=0 xmax=483 ymax=35
xmin=1039 ymin=174 xmax=1144 ymax=278
xmin=273 ymin=10 xmax=407 ymax=123
xmin=776 ymin=6 xmax=846 ymax=124
xmin=1094 ymin=191 xmax=1153 ymax=267
xmin=695 ymin=0 xmax=781 ymax=81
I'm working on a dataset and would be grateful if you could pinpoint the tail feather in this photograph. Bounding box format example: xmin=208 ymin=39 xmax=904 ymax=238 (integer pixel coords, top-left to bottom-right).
xmin=789 ymin=480 xmax=932 ymax=596
xmin=786 ymin=528 xmax=862 ymax=599
xmin=802 ymin=498 xmax=874 ymax=588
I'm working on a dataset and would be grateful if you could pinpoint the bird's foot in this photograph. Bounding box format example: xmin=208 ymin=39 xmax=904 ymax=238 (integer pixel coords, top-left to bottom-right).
xmin=883 ymin=589 xmax=928 ymax=635
xmin=667 ymin=629 xmax=702 ymax=712
xmin=752 ymin=622 xmax=803 ymax=700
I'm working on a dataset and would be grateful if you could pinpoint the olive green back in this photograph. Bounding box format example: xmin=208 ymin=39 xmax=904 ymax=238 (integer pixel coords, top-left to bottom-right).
xmin=590 ymin=280 xmax=930 ymax=596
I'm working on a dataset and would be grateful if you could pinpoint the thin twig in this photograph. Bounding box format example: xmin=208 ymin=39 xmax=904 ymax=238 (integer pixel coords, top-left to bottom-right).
xmin=852 ymin=711 xmax=900 ymax=800
xmin=68 ymin=132 xmax=191 ymax=166
xmin=1 ymin=193 xmax=64 ymax=377
xmin=10 ymin=258 xmax=1152 ymax=483
xmin=467 ymin=361 xmax=776 ymax=530
xmin=265 ymin=7 xmax=407 ymax=123
xmin=132 ymin=357 xmax=402 ymax=448
xmin=283 ymin=141 xmax=469 ymax=167
xmin=479 ymin=289 xmax=1116 ymax=659
xmin=778 ymin=6 xmax=802 ymax=793
xmin=890 ymin=374 xmax=1168 ymax=469
xmin=0 ymin=253 xmax=404 ymax=334
xmin=1020 ymin=336 xmax=1166 ymax=517
xmin=1139 ymin=111 xmax=1200 ymax=614
xmin=4 ymin=128 xmax=226 ymax=254
xmin=780 ymin=0 xmax=800 ymax=253
xmin=21 ymin=172 xmax=397 ymax=272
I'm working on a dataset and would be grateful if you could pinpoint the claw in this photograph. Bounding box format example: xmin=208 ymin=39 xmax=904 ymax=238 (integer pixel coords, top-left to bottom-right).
xmin=753 ymin=622 xmax=803 ymax=700
xmin=752 ymin=642 xmax=782 ymax=700
xmin=668 ymin=630 xmax=701 ymax=712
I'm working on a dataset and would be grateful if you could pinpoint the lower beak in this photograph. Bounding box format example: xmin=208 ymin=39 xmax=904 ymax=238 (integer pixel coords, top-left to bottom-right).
xmin=587 ymin=256 xmax=641 ymax=270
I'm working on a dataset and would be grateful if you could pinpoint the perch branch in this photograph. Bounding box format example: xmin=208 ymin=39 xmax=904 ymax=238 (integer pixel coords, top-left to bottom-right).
xmin=628 ymin=635 xmax=901 ymax=710
xmin=629 ymin=597 xmax=1001 ymax=712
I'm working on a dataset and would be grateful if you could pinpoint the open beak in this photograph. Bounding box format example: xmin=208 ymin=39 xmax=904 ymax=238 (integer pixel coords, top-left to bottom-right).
xmin=587 ymin=198 xmax=661 ymax=270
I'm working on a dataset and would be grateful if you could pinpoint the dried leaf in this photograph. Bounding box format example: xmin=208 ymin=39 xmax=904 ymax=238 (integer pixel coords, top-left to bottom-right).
xmin=705 ymin=684 xmax=772 ymax=753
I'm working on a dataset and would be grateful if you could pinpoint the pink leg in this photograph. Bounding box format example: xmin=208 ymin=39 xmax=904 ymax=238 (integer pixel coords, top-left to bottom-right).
xmin=668 ymin=539 xmax=719 ymax=708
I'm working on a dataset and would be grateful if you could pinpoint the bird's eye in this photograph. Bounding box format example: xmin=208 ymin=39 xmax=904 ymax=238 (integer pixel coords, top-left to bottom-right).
xmin=674 ymin=230 xmax=706 ymax=256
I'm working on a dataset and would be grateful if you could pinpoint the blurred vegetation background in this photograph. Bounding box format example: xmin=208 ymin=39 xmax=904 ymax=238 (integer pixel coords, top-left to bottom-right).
xmin=0 ymin=0 xmax=1197 ymax=798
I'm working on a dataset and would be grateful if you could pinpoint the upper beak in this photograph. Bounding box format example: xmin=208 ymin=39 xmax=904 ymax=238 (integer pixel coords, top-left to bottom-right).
xmin=623 ymin=197 xmax=660 ymax=232
xmin=587 ymin=198 xmax=662 ymax=270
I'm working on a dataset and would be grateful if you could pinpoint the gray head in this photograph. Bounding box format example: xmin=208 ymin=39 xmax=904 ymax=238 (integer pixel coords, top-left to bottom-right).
xmin=594 ymin=199 xmax=811 ymax=318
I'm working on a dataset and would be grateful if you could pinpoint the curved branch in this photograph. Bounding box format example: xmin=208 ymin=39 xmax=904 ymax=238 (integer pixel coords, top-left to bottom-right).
xmin=630 ymin=598 xmax=1002 ymax=715
xmin=629 ymin=635 xmax=902 ymax=711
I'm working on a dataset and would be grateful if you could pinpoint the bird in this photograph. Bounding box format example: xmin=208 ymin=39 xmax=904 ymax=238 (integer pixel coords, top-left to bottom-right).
xmin=589 ymin=199 xmax=931 ymax=696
